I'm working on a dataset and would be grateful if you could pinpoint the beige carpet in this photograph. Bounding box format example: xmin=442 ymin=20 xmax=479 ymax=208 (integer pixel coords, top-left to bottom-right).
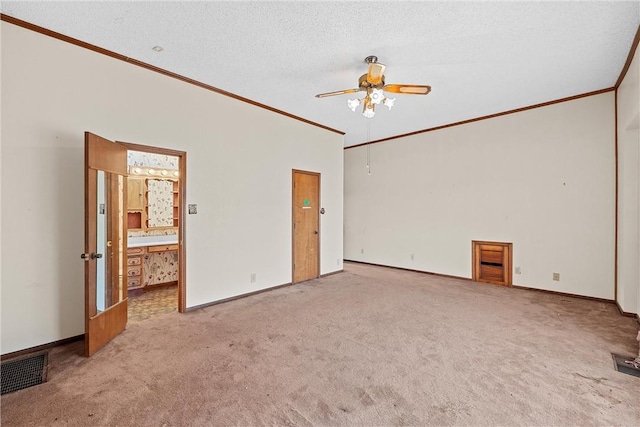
xmin=2 ymin=262 xmax=639 ymax=426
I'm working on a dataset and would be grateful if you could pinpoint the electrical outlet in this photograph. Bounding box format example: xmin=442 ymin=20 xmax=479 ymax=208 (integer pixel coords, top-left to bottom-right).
xmin=337 ymin=258 xmax=341 ymax=266
xmin=250 ymin=273 xmax=256 ymax=283
xmin=515 ymin=266 xmax=521 ymax=274
xmin=361 ymin=248 xmax=364 ymax=254
xmin=553 ymin=273 xmax=560 ymax=281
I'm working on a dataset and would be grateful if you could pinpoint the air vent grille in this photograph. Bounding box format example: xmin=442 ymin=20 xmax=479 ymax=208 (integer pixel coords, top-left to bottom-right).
xmin=1 ymin=352 xmax=48 ymax=395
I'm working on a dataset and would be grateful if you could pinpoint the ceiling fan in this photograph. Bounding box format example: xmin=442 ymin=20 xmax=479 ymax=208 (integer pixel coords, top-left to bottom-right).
xmin=315 ymin=55 xmax=431 ymax=118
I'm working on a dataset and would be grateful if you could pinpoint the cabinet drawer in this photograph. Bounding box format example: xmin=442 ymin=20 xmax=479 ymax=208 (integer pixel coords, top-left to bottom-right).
xmin=127 ymin=256 xmax=141 ymax=266
xmin=128 ymin=247 xmax=145 ymax=255
xmin=127 ymin=266 xmax=142 ymax=277
xmin=148 ymin=244 xmax=178 ymax=253
xmin=127 ymin=277 xmax=141 ymax=289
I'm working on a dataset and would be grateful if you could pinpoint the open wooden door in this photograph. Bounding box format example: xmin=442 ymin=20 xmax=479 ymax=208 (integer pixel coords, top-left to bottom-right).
xmin=82 ymin=132 xmax=128 ymax=356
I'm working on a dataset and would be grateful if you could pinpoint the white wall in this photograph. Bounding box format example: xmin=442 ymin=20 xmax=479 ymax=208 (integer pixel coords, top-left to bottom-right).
xmin=345 ymin=92 xmax=615 ymax=300
xmin=0 ymin=22 xmax=343 ymax=354
xmin=616 ymin=41 xmax=640 ymax=315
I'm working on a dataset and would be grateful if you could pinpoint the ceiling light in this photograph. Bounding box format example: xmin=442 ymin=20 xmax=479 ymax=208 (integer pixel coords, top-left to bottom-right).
xmin=152 ymin=46 xmax=164 ymax=52
xmin=317 ymin=56 xmax=431 ymax=120
xmin=369 ymin=89 xmax=384 ymax=105
xmin=347 ymin=98 xmax=361 ymax=112
xmin=346 ymin=90 xmax=395 ymax=118
xmin=362 ymin=97 xmax=375 ymax=119
xmin=383 ymin=97 xmax=395 ymax=110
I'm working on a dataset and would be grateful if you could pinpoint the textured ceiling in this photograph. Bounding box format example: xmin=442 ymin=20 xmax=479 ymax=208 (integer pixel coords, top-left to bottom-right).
xmin=2 ymin=2 xmax=639 ymax=146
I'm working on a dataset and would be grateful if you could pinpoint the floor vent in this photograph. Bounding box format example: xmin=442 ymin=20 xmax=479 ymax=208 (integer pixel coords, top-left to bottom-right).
xmin=612 ymin=353 xmax=640 ymax=378
xmin=1 ymin=351 xmax=48 ymax=395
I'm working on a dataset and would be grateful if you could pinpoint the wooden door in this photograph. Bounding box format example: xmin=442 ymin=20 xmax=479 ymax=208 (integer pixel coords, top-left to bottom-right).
xmin=83 ymin=132 xmax=128 ymax=356
xmin=126 ymin=178 xmax=144 ymax=211
xmin=292 ymin=170 xmax=320 ymax=283
xmin=472 ymin=241 xmax=512 ymax=286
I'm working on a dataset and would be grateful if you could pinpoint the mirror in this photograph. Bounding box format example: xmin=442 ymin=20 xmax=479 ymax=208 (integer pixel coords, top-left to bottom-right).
xmin=96 ymin=171 xmax=107 ymax=313
xmin=93 ymin=171 xmax=125 ymax=315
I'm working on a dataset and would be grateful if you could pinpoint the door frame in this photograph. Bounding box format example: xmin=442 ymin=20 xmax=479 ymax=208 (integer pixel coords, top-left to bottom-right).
xmin=291 ymin=169 xmax=321 ymax=283
xmin=118 ymin=141 xmax=188 ymax=312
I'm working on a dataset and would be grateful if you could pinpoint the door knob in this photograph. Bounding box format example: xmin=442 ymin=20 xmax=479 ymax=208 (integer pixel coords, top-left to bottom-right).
xmin=314 ymin=231 xmax=319 ymax=234
xmin=81 ymin=253 xmax=103 ymax=260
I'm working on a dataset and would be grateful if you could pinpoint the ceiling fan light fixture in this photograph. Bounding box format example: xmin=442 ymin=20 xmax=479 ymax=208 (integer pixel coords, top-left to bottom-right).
xmin=363 ymin=108 xmax=375 ymax=119
xmin=369 ymin=88 xmax=384 ymax=105
xmin=315 ymin=56 xmax=430 ymax=120
xmin=347 ymin=98 xmax=361 ymax=112
xmin=362 ymin=98 xmax=375 ymax=118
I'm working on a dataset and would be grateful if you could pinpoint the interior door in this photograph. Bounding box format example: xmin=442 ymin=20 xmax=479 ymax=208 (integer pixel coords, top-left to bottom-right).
xmin=292 ymin=170 xmax=320 ymax=283
xmin=83 ymin=132 xmax=128 ymax=356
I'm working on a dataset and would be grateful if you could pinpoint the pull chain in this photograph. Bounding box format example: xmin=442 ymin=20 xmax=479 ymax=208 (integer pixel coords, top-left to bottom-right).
xmin=366 ymin=120 xmax=371 ymax=175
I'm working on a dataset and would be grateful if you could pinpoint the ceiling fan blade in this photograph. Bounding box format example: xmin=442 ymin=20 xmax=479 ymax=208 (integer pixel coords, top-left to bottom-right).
xmin=367 ymin=62 xmax=386 ymax=85
xmin=315 ymin=88 xmax=362 ymax=98
xmin=383 ymin=84 xmax=432 ymax=95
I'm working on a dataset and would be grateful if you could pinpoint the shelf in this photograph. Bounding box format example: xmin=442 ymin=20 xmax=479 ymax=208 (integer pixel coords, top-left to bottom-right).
xmin=127 ymin=212 xmax=142 ymax=229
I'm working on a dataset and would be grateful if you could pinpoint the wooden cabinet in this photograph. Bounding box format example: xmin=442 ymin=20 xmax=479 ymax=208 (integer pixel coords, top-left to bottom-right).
xmin=127 ymin=178 xmax=145 ymax=230
xmin=148 ymin=244 xmax=179 ymax=253
xmin=172 ymin=181 xmax=179 ymax=228
xmin=126 ymin=175 xmax=179 ymax=231
xmin=127 ymin=178 xmax=145 ymax=211
xmin=127 ymin=244 xmax=179 ymax=292
xmin=126 ymin=246 xmax=145 ymax=290
xmin=143 ymin=247 xmax=179 ymax=287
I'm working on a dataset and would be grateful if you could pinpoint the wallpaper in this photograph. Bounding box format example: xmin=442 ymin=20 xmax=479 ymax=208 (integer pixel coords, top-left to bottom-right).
xmin=147 ymin=179 xmax=174 ymax=227
xmin=143 ymin=250 xmax=179 ymax=286
xmin=128 ymin=151 xmax=178 ymax=169
xmin=128 ymin=229 xmax=177 ymax=238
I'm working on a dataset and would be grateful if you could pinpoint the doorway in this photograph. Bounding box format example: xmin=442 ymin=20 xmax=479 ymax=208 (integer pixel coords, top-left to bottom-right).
xmin=119 ymin=142 xmax=187 ymax=320
xmin=292 ymin=170 xmax=320 ymax=283
xmin=84 ymin=133 xmax=187 ymax=356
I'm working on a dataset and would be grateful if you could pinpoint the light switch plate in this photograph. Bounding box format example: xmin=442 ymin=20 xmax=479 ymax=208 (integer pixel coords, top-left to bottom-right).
xmin=188 ymin=204 xmax=197 ymax=214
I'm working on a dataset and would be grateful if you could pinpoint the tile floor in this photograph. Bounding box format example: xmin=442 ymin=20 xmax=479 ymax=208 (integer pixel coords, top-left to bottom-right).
xmin=128 ymin=285 xmax=178 ymax=322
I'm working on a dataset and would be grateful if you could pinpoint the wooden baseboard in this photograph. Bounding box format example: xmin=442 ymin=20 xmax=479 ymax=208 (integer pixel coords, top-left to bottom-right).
xmin=186 ymin=282 xmax=294 ymax=312
xmin=186 ymin=270 xmax=344 ymax=312
xmin=512 ymin=284 xmax=615 ymax=305
xmin=320 ymin=269 xmax=344 ymax=278
xmin=614 ymin=300 xmax=639 ymax=318
xmin=1 ymin=334 xmax=85 ymax=361
xmin=345 ymin=261 xmax=638 ymax=319
xmin=144 ymin=281 xmax=178 ymax=291
xmin=343 ymin=260 xmax=472 ymax=282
